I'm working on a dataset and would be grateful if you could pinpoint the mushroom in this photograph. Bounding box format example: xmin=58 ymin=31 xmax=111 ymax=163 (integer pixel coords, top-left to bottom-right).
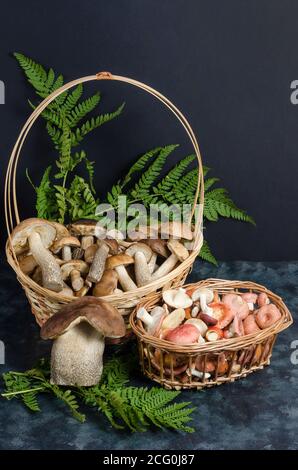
xmin=125 ymin=242 xmax=152 ymax=261
xmin=99 ymin=238 xmax=119 ymax=255
xmin=70 ymin=219 xmax=98 ymax=237
xmin=255 ymin=304 xmax=281 ymax=329
xmin=75 ymin=284 xmax=90 ymax=297
xmin=208 ymin=302 xmax=235 ymax=329
xmin=161 ymin=307 xmax=186 ymax=330
xmin=106 ymin=254 xmax=136 ymax=291
xmin=191 ymin=287 xmax=214 ymax=316
xmin=159 ymin=221 xmax=193 ymax=241
xmin=72 ymin=247 xmax=84 ymax=260
xmin=106 ymin=228 xmax=125 ymax=240
xmin=87 ymin=241 xmax=110 ymax=284
xmin=134 ymin=251 xmax=152 ymax=287
xmin=19 ymin=254 xmax=38 ymax=275
xmin=167 ymin=239 xmax=189 ymax=262
xmin=143 ymin=238 xmax=169 ymax=258
xmin=186 ymin=368 xmax=211 ymax=380
xmin=257 ymin=292 xmax=270 ymax=307
xmin=164 ymin=324 xmax=200 ymax=345
xmin=162 ymin=288 xmax=193 ymax=309
xmin=61 ymin=260 xmax=89 ymax=292
xmin=185 ymin=318 xmax=208 ymax=337
xmin=81 ymin=235 xmax=94 ymax=251
xmin=222 ymin=293 xmax=250 ymax=321
xmin=205 ymin=327 xmax=224 ymax=342
xmin=93 ymin=269 xmax=118 ymax=297
xmin=241 ymin=292 xmax=258 ymax=311
xmin=84 ymin=244 xmax=98 ymax=263
xmin=40 ymin=297 xmax=126 ymax=386
xmin=60 ymin=283 xmax=75 ymax=297
xmin=136 ymin=307 xmax=165 ymax=335
xmin=148 ymin=252 xmax=158 ymax=274
xmin=243 ymin=314 xmax=261 ymax=335
xmin=11 ymin=218 xmax=63 ymax=292
xmin=51 ymin=236 xmax=81 ymax=261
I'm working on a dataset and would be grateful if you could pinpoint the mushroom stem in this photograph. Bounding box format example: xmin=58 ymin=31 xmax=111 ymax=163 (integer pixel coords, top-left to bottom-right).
xmin=87 ymin=243 xmax=109 ymax=283
xmin=70 ymin=269 xmax=84 ymax=292
xmin=50 ymin=322 xmax=105 ymax=386
xmin=135 ymin=251 xmax=151 ymax=286
xmin=28 ymin=231 xmax=63 ymax=292
xmin=148 ymin=253 xmax=157 ymax=274
xmin=62 ymin=245 xmax=72 ymax=261
xmin=81 ymin=235 xmax=94 ymax=251
xmin=114 ymin=265 xmax=137 ymax=291
xmin=151 ymin=253 xmax=178 ymax=281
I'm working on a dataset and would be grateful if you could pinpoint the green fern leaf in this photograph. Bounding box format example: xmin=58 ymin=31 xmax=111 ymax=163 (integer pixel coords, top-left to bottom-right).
xmin=71 ymin=103 xmax=125 ymax=146
xmin=121 ymin=146 xmax=161 ymax=188
xmin=198 ymin=239 xmax=218 ymax=265
xmin=60 ymin=84 xmax=83 ymax=114
xmin=130 ymin=145 xmax=178 ymax=199
xmin=153 ymin=153 xmax=195 ymax=194
xmin=67 ymin=93 xmax=101 ymax=128
xmin=35 ymin=166 xmax=58 ymax=220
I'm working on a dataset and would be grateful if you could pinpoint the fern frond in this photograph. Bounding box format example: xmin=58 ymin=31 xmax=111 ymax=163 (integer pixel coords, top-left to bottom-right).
xmin=121 ymin=146 xmax=162 ymax=188
xmin=67 ymin=93 xmax=101 ymax=128
xmin=130 ymin=145 xmax=178 ymax=200
xmin=60 ymin=84 xmax=83 ymax=114
xmin=53 ymin=185 xmax=67 ymax=223
xmin=153 ymin=153 xmax=195 ymax=194
xmin=35 ymin=166 xmax=58 ymax=220
xmin=14 ymin=53 xmax=49 ymax=98
xmin=204 ymin=188 xmax=255 ymax=224
xmin=71 ymin=103 xmax=125 ymax=146
xmin=198 ymin=239 xmax=218 ymax=265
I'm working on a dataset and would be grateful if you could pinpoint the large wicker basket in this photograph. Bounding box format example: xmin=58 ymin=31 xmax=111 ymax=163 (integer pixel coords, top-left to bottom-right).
xmin=5 ymin=72 xmax=204 ymax=329
xmin=130 ymin=278 xmax=293 ymax=389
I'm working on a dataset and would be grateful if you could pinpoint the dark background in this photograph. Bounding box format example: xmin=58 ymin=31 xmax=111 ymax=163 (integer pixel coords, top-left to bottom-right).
xmin=0 ymin=0 xmax=297 ymax=261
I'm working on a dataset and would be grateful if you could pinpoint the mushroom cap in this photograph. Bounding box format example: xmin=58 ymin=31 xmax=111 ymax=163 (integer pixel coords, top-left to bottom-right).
xmin=50 ymin=222 xmax=70 ymax=239
xmin=125 ymin=242 xmax=152 ymax=262
xmin=69 ymin=219 xmax=98 ymax=236
xmin=128 ymin=225 xmax=159 ymax=241
xmin=192 ymin=287 xmax=214 ymax=303
xmin=84 ymin=244 xmax=98 ymax=263
xmin=159 ymin=221 xmax=193 ymax=241
xmin=11 ymin=218 xmax=57 ymax=255
xmin=143 ymin=238 xmax=169 ymax=258
xmin=162 ymin=288 xmax=193 ymax=309
xmin=164 ymin=324 xmax=200 ymax=345
xmin=51 ymin=236 xmax=81 ymax=253
xmin=106 ymin=253 xmax=134 ymax=269
xmin=106 ymin=228 xmax=125 ymax=240
xmin=40 ymin=297 xmax=126 ymax=340
xmin=100 ymin=238 xmax=119 ymax=255
xmin=93 ymin=269 xmax=118 ymax=296
xmin=167 ymin=239 xmax=189 ymax=262
xmin=61 ymin=260 xmax=89 ymax=278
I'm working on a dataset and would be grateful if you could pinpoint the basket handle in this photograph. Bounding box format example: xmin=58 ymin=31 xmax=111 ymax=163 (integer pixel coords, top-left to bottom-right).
xmin=5 ymin=71 xmax=204 ymax=247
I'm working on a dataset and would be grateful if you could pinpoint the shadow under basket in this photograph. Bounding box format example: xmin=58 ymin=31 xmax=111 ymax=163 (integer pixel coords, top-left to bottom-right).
xmin=130 ymin=279 xmax=293 ymax=390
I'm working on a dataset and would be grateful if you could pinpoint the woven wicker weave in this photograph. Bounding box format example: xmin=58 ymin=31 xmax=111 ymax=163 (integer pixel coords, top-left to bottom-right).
xmin=130 ymin=279 xmax=293 ymax=389
xmin=5 ymin=72 xmax=204 ymax=327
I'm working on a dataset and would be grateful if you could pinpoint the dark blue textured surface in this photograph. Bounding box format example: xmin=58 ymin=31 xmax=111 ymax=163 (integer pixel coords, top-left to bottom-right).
xmin=0 ymin=257 xmax=297 ymax=450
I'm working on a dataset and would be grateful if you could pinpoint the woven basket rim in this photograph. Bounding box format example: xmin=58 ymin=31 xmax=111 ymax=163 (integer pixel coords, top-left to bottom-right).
xmin=130 ymin=279 xmax=293 ymax=353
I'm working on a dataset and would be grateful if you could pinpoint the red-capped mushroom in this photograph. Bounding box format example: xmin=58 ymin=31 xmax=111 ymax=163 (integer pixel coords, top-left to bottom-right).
xmin=164 ymin=323 xmax=200 ymax=345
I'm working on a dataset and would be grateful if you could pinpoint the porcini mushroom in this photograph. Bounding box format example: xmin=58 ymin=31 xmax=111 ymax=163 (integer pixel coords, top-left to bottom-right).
xmin=125 ymin=242 xmax=152 ymax=262
xmin=19 ymin=254 xmax=38 ymax=275
xmin=84 ymin=244 xmax=98 ymax=263
xmin=167 ymin=239 xmax=189 ymax=262
xmin=159 ymin=221 xmax=193 ymax=241
xmin=87 ymin=241 xmax=110 ymax=284
xmin=106 ymin=254 xmax=136 ymax=291
xmin=148 ymin=252 xmax=158 ymax=274
xmin=40 ymin=297 xmax=125 ymax=386
xmin=134 ymin=251 xmax=152 ymax=286
xmin=11 ymin=218 xmax=63 ymax=292
xmin=93 ymin=269 xmax=118 ymax=297
xmin=61 ymin=260 xmax=89 ymax=292
xmin=143 ymin=238 xmax=169 ymax=258
xmin=51 ymin=236 xmax=81 ymax=261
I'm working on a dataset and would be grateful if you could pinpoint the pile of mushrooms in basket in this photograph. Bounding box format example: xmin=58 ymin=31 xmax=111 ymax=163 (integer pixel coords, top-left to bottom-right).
xmin=136 ymin=285 xmax=283 ymax=379
xmin=11 ymin=217 xmax=193 ymax=297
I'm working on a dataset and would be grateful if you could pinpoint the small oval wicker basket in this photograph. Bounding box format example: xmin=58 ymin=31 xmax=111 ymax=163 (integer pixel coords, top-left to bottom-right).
xmin=5 ymin=72 xmax=204 ymax=330
xmin=130 ymin=278 xmax=293 ymax=389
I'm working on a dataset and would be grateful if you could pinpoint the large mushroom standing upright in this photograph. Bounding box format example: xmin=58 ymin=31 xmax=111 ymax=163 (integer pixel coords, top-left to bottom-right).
xmin=40 ymin=297 xmax=126 ymax=386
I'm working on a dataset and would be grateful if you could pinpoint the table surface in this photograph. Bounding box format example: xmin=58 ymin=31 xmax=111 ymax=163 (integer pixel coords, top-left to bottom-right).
xmin=0 ymin=257 xmax=297 ymax=450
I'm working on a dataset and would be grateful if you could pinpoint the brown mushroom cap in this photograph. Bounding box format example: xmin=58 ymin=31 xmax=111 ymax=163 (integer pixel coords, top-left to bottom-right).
xmin=40 ymin=297 xmax=126 ymax=339
xmin=61 ymin=260 xmax=89 ymax=279
xmin=125 ymin=242 xmax=152 ymax=262
xmin=11 ymin=218 xmax=57 ymax=255
xmin=93 ymin=269 xmax=118 ymax=296
xmin=167 ymin=239 xmax=189 ymax=262
xmin=50 ymin=222 xmax=70 ymax=239
xmin=100 ymin=238 xmax=119 ymax=255
xmin=51 ymin=236 xmax=81 ymax=254
xmin=69 ymin=219 xmax=99 ymax=237
xmin=106 ymin=253 xmax=134 ymax=269
xmin=143 ymin=238 xmax=169 ymax=258
xmin=159 ymin=221 xmax=193 ymax=241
